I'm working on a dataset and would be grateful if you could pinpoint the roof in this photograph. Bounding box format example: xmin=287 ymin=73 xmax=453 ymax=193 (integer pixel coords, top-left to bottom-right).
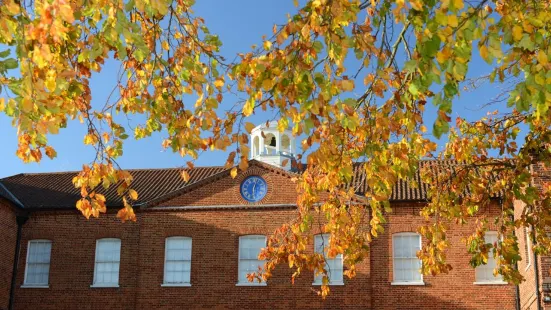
xmin=0 ymin=159 xmax=498 ymax=210
xmin=0 ymin=166 xmax=225 ymax=210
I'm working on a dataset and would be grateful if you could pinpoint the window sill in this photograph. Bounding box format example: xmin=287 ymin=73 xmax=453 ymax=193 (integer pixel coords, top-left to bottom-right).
xmin=90 ymin=284 xmax=119 ymax=288
xmin=161 ymin=283 xmax=191 ymax=287
xmin=312 ymin=282 xmax=345 ymax=286
xmin=473 ymin=281 xmax=508 ymax=285
xmin=21 ymin=285 xmax=49 ymax=288
xmin=235 ymin=282 xmax=267 ymax=286
xmin=391 ymin=282 xmax=425 ymax=286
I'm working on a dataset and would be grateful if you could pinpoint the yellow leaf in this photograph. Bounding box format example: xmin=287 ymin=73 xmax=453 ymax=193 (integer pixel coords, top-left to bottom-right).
xmin=21 ymin=98 xmax=33 ymax=113
xmin=128 ymin=189 xmax=138 ymax=200
xmin=341 ymin=80 xmax=354 ymax=92
xmin=59 ymin=4 xmax=75 ymax=23
xmin=162 ymin=41 xmax=170 ymax=51
xmin=181 ymin=170 xmax=190 ymax=182
xmin=452 ymin=0 xmax=464 ymax=10
xmin=0 ymin=98 xmax=4 ymax=111
xmin=436 ymin=51 xmax=447 ymax=64
xmin=45 ymin=79 xmax=56 ymax=92
xmin=243 ymin=98 xmax=255 ymax=116
xmin=263 ymin=40 xmax=272 ymax=50
xmin=230 ymin=167 xmax=238 ymax=179
xmin=479 ymin=45 xmax=488 ymax=60
xmin=537 ymin=50 xmax=548 ymax=65
xmin=245 ymin=122 xmax=255 ymax=133
xmin=262 ymin=79 xmax=273 ymax=91
xmin=512 ymin=25 xmax=523 ymax=41
xmin=214 ymin=79 xmax=224 ymax=89
xmin=448 ymin=15 xmax=458 ymax=27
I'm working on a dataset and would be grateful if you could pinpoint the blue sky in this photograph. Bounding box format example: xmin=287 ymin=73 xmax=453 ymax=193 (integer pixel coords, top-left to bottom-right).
xmin=0 ymin=1 xmax=510 ymax=178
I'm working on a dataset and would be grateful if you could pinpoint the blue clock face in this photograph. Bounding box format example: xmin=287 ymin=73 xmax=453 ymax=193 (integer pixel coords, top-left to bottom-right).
xmin=240 ymin=176 xmax=267 ymax=202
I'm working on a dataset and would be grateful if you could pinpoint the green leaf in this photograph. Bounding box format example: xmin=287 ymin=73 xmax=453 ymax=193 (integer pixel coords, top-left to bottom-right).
xmin=312 ymin=41 xmax=323 ymax=53
xmin=3 ymin=58 xmax=18 ymax=70
xmin=404 ymin=60 xmax=417 ymax=73
xmin=0 ymin=50 xmax=10 ymax=58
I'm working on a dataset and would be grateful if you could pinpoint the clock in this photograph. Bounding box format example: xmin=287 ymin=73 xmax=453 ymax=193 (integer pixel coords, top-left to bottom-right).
xmin=240 ymin=176 xmax=267 ymax=202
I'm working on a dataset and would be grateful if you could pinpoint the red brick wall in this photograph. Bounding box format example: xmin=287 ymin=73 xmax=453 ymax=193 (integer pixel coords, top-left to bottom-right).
xmin=135 ymin=208 xmax=371 ymax=309
xmin=370 ymin=202 xmax=516 ymax=310
xmin=0 ymin=201 xmax=17 ymax=310
xmin=13 ymin=212 xmax=140 ymax=310
xmin=515 ymin=199 xmax=539 ymax=310
xmin=11 ymin=167 xmax=517 ymax=309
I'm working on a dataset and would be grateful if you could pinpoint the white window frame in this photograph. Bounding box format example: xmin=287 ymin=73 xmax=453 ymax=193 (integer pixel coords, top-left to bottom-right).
xmin=162 ymin=237 xmax=192 ymax=287
xmin=313 ymin=234 xmax=344 ymax=286
xmin=474 ymin=231 xmax=507 ymax=285
xmin=525 ymin=227 xmax=532 ymax=271
xmin=237 ymin=235 xmax=267 ymax=286
xmin=391 ymin=232 xmax=424 ymax=285
xmin=91 ymin=238 xmax=121 ymax=288
xmin=22 ymin=240 xmax=52 ymax=288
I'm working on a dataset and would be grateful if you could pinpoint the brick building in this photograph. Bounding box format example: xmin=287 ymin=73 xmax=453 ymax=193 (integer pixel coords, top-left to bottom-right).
xmin=0 ymin=123 xmax=547 ymax=309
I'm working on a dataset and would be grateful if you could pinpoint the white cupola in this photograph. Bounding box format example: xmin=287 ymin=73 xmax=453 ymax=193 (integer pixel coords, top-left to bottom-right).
xmin=250 ymin=121 xmax=295 ymax=170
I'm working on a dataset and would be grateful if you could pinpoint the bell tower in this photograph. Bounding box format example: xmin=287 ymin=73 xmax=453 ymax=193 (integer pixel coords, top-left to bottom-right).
xmin=250 ymin=121 xmax=295 ymax=171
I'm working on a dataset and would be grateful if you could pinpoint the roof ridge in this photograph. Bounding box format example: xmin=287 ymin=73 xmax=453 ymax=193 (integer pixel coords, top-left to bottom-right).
xmin=0 ymin=165 xmax=227 ymax=180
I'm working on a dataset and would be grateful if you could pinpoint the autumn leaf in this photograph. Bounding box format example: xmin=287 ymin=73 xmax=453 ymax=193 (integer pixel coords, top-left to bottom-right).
xmin=230 ymin=167 xmax=238 ymax=178
xmin=181 ymin=170 xmax=191 ymax=182
xmin=245 ymin=122 xmax=256 ymax=133
xmin=45 ymin=146 xmax=57 ymax=159
xmin=128 ymin=189 xmax=138 ymax=200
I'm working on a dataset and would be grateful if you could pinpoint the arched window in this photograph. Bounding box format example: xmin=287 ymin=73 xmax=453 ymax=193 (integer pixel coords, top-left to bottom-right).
xmin=313 ymin=234 xmax=344 ymax=285
xmin=253 ymin=136 xmax=260 ymax=157
xmin=281 ymin=134 xmax=291 ymax=154
xmin=392 ymin=233 xmax=423 ymax=284
xmin=263 ymin=133 xmax=276 ymax=155
xmin=163 ymin=237 xmax=192 ymax=286
xmin=23 ymin=240 xmax=52 ymax=287
xmin=237 ymin=235 xmax=266 ymax=285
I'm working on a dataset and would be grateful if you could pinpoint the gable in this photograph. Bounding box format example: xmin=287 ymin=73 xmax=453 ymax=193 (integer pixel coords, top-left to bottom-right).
xmin=152 ymin=163 xmax=299 ymax=208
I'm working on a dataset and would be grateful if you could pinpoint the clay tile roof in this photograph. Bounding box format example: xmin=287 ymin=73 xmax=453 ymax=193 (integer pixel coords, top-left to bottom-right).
xmin=0 ymin=160 xmax=500 ymax=210
xmin=0 ymin=167 xmax=225 ymax=210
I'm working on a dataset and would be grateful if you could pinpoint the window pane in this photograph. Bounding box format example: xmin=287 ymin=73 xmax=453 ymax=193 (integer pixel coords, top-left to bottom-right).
xmin=25 ymin=241 xmax=52 ymax=285
xmin=94 ymin=239 xmax=121 ymax=285
xmin=475 ymin=232 xmax=503 ymax=282
xmin=313 ymin=234 xmax=343 ymax=284
xmin=164 ymin=237 xmax=192 ymax=284
xmin=238 ymin=236 xmax=266 ymax=283
xmin=392 ymin=234 xmax=422 ymax=283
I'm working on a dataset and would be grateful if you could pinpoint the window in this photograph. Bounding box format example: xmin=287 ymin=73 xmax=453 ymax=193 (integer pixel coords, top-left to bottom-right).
xmin=163 ymin=237 xmax=192 ymax=286
xmin=92 ymin=238 xmax=121 ymax=287
xmin=237 ymin=235 xmax=266 ymax=285
xmin=475 ymin=231 xmax=505 ymax=284
xmin=313 ymin=234 xmax=343 ymax=285
xmin=392 ymin=233 xmax=423 ymax=284
xmin=23 ymin=240 xmax=52 ymax=287
xmin=525 ymin=227 xmax=532 ymax=270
